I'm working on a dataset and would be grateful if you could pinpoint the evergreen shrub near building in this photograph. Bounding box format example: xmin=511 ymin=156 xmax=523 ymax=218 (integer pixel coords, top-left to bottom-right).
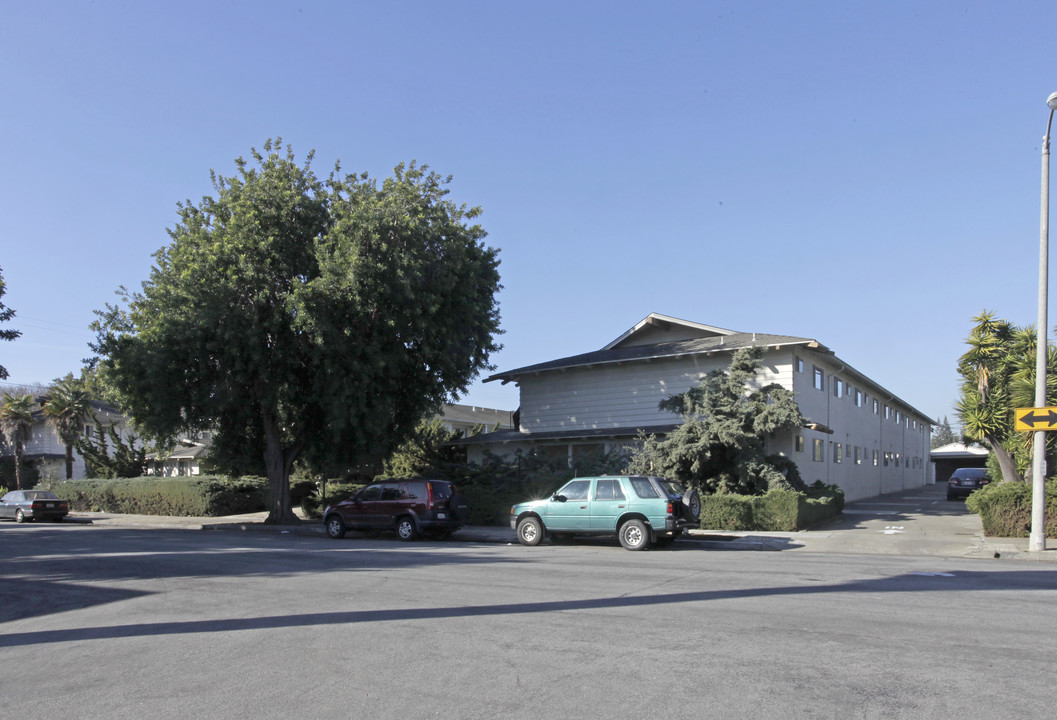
xmin=45 ymin=476 xmax=268 ymax=516
xmin=699 ymin=482 xmax=844 ymax=532
xmin=965 ymin=478 xmax=1057 ymax=538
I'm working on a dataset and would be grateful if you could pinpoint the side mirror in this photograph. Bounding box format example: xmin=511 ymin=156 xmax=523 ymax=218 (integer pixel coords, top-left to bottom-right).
xmin=552 ymin=494 xmax=568 ymax=503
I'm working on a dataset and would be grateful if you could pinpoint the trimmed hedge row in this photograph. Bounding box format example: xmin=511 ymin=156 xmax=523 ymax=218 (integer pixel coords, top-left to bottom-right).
xmin=699 ymin=483 xmax=845 ymax=532
xmin=965 ymin=479 xmax=1057 ymax=538
xmin=45 ymin=476 xmax=268 ymax=516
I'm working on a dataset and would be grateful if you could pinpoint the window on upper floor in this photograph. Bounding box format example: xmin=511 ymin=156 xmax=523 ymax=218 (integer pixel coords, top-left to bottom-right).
xmin=833 ymin=442 xmax=843 ymax=463
xmin=813 ymin=367 xmax=824 ymax=391
xmin=813 ymin=439 xmax=824 ymax=462
xmin=855 ymin=390 xmax=863 ymax=407
xmin=834 ymin=378 xmax=844 ymax=397
xmin=796 ymin=357 xmax=805 ymax=373
xmin=796 ymin=435 xmax=805 ymax=453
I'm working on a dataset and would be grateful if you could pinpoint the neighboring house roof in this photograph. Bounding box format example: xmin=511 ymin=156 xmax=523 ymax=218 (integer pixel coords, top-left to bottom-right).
xmin=440 ymin=403 xmax=514 ymax=428
xmin=930 ymin=443 xmax=989 ymax=460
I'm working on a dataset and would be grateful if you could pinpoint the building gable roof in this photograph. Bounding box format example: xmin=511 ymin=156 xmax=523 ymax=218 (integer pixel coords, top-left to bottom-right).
xmin=603 ymin=313 xmax=740 ymax=350
xmin=486 ymin=330 xmax=822 ymax=384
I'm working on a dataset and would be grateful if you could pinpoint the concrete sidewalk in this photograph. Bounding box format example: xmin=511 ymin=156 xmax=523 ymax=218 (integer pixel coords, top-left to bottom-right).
xmin=65 ymin=483 xmax=1057 ymax=562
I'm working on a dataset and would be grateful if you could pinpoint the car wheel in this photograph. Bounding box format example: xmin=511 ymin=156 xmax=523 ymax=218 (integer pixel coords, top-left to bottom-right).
xmin=15 ymin=509 xmax=26 ymax=523
xmin=619 ymin=519 xmax=650 ymax=551
xmin=516 ymin=516 xmax=543 ymax=546
xmin=325 ymin=515 xmax=347 ymax=539
xmin=396 ymin=516 xmax=419 ymax=541
xmin=682 ymin=489 xmax=701 ymax=522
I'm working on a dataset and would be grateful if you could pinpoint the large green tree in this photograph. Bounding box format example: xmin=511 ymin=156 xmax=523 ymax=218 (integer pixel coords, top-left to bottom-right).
xmin=627 ymin=347 xmax=806 ymax=494
xmin=42 ymin=375 xmax=93 ymax=480
xmin=92 ymin=140 xmax=501 ymax=522
xmin=0 ymin=393 xmax=35 ymax=490
xmin=0 ymin=267 xmax=21 ymax=380
xmin=955 ymin=311 xmax=1057 ymax=483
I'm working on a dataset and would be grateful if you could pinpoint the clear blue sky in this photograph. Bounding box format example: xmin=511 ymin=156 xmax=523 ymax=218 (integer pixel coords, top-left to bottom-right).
xmin=2 ymin=1 xmax=1056 ymax=430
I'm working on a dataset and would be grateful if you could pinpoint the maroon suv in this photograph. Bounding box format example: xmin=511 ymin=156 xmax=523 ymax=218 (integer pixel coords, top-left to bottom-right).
xmin=323 ymin=479 xmax=467 ymax=541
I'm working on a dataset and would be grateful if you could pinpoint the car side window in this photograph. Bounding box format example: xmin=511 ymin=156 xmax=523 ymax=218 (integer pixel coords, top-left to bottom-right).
xmin=402 ymin=481 xmax=426 ymax=500
xmin=595 ymin=479 xmax=626 ymax=501
xmin=630 ymin=478 xmax=659 ymax=499
xmin=358 ymin=485 xmax=382 ymax=502
xmin=379 ymin=483 xmax=401 ymax=501
xmin=558 ymin=480 xmax=591 ymax=501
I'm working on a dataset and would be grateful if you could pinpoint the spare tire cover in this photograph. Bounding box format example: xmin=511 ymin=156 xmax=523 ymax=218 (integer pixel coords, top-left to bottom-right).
xmin=682 ymin=488 xmax=701 ymax=522
xmin=451 ymin=493 xmax=469 ymax=523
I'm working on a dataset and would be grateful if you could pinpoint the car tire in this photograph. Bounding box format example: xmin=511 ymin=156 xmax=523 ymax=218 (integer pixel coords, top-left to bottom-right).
xmin=516 ymin=516 xmax=543 ymax=546
xmin=15 ymin=509 xmax=26 ymax=523
xmin=325 ymin=515 xmax=347 ymax=539
xmin=618 ymin=519 xmax=650 ymax=551
xmin=396 ymin=516 xmax=419 ymax=541
xmin=682 ymin=488 xmax=701 ymax=522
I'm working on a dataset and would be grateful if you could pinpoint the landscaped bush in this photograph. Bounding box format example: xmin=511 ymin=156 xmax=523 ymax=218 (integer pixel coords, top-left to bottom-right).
xmin=300 ymin=481 xmax=364 ymax=519
xmin=44 ymin=476 xmax=268 ymax=516
xmin=700 ymin=493 xmax=755 ymax=530
xmin=699 ymin=482 xmax=844 ymax=532
xmin=965 ymin=478 xmax=1057 ymax=538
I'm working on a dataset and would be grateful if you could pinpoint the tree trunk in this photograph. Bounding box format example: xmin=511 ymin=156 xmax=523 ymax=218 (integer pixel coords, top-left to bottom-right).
xmin=64 ymin=443 xmax=74 ymax=480
xmin=985 ymin=437 xmax=1022 ymax=483
xmin=13 ymin=447 xmax=22 ymax=490
xmin=261 ymin=410 xmax=301 ymax=524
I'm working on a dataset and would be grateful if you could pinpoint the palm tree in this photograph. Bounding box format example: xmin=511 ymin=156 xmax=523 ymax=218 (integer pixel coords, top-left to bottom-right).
xmin=0 ymin=393 xmax=36 ymax=490
xmin=43 ymin=377 xmax=93 ymax=480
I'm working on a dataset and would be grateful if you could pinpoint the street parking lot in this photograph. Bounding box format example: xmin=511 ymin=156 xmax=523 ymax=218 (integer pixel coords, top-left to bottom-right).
xmin=3 ymin=520 xmax=1057 ymax=719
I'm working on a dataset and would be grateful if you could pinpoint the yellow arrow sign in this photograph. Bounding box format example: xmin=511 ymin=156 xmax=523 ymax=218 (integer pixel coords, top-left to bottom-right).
xmin=1015 ymin=407 xmax=1057 ymax=431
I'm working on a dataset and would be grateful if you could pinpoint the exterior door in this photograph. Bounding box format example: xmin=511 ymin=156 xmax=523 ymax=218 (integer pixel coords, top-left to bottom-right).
xmin=590 ymin=478 xmax=628 ymax=530
xmin=544 ymin=479 xmax=593 ymax=531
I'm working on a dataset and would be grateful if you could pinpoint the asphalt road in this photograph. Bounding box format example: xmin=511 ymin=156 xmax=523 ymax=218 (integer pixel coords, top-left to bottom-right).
xmin=2 ymin=523 xmax=1056 ymax=720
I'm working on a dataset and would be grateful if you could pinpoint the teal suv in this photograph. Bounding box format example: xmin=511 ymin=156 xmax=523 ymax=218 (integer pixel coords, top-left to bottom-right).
xmin=510 ymin=475 xmax=700 ymax=551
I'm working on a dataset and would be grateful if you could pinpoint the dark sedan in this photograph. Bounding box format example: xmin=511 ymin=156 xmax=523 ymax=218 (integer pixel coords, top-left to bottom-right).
xmin=946 ymin=468 xmax=990 ymax=500
xmin=0 ymin=490 xmax=69 ymax=523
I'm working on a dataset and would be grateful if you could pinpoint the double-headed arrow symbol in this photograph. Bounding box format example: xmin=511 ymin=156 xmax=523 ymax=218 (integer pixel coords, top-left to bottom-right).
xmin=1016 ymin=407 xmax=1057 ymax=430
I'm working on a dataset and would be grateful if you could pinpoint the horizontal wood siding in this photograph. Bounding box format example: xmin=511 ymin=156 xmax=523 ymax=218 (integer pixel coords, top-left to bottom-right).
xmin=520 ymin=351 xmax=791 ymax=434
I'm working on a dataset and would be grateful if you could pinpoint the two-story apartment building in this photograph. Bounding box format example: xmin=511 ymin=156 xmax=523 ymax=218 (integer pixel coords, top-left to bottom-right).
xmin=460 ymin=313 xmax=931 ymax=502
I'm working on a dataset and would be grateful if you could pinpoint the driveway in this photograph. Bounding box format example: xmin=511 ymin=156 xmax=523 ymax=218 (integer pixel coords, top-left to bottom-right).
xmin=694 ymin=481 xmax=1057 ymax=560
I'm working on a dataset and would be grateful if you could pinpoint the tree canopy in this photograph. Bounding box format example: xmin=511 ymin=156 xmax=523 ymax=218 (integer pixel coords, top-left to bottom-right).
xmin=92 ymin=140 xmax=502 ymax=522
xmin=0 ymin=393 xmax=35 ymax=490
xmin=627 ymin=346 xmax=806 ymax=494
xmin=0 ymin=267 xmax=21 ymax=380
xmin=42 ymin=375 xmax=93 ymax=480
xmin=955 ymin=310 xmax=1057 ymax=482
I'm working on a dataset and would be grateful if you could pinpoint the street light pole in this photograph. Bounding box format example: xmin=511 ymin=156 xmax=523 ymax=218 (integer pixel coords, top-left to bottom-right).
xmin=1030 ymin=92 xmax=1057 ymax=553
